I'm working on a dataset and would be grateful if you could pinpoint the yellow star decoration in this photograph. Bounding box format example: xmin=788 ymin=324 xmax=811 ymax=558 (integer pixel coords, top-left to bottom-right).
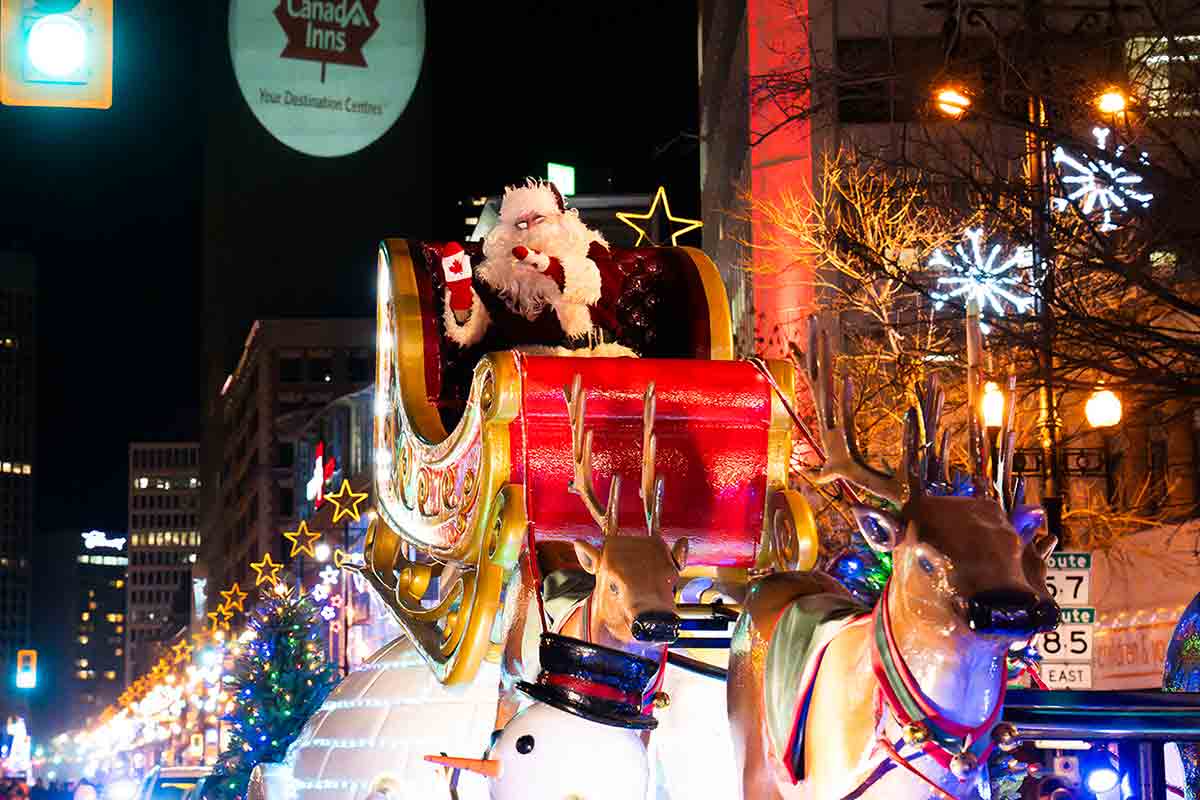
xmin=217 ymin=602 xmax=235 ymax=623
xmin=171 ymin=639 xmax=194 ymax=664
xmin=250 ymin=552 xmax=284 ymax=586
xmin=325 ymin=479 xmax=369 ymax=523
xmin=206 ymin=611 xmax=229 ymax=632
xmin=220 ymin=582 xmax=249 ymax=613
xmin=616 ymin=186 xmax=703 ymax=247
xmin=283 ymin=521 xmax=322 ymax=559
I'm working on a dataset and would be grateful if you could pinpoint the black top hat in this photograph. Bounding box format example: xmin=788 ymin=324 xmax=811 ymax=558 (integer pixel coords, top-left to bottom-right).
xmin=517 ymin=633 xmax=661 ymax=730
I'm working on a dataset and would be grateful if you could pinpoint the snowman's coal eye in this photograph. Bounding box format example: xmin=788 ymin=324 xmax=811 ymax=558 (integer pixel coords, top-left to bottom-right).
xmin=515 ymin=734 xmax=535 ymax=755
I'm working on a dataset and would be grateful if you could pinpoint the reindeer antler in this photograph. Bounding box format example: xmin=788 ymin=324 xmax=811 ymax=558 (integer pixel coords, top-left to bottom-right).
xmin=564 ymin=374 xmax=621 ymax=536
xmin=804 ymin=316 xmax=907 ymax=506
xmin=640 ymin=382 xmax=665 ymax=537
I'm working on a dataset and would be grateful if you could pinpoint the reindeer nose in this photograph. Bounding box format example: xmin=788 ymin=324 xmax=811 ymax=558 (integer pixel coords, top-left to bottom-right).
xmin=631 ymin=611 xmax=680 ymax=643
xmin=966 ymin=589 xmax=1060 ymax=636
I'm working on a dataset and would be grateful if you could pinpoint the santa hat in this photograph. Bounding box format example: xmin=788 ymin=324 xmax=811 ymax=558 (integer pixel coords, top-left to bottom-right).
xmin=498 ymin=179 xmax=568 ymax=226
xmin=516 ymin=633 xmax=661 ymax=730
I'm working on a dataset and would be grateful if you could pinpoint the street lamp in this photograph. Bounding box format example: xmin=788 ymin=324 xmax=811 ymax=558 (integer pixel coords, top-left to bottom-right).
xmin=1095 ymin=86 xmax=1129 ymax=116
xmin=1085 ymin=387 xmax=1122 ymax=428
xmin=935 ymin=85 xmax=972 ymax=118
xmin=983 ymin=381 xmax=1006 ymax=477
xmin=982 ymin=381 xmax=1006 ymax=428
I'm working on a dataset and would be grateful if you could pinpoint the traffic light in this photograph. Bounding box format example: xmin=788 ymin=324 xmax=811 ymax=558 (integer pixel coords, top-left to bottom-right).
xmin=14 ymin=650 xmax=35 ymax=690
xmin=0 ymin=0 xmax=112 ymax=109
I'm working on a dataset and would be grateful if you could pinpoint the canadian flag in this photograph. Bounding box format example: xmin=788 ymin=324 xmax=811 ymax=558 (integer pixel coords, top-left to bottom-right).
xmin=441 ymin=242 xmax=474 ymax=313
xmin=306 ymin=442 xmax=337 ymax=507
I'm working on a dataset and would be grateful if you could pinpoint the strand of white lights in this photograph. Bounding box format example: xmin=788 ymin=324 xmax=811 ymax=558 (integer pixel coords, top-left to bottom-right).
xmin=1053 ymin=127 xmax=1153 ymax=232
xmin=929 ymin=228 xmax=1035 ymax=332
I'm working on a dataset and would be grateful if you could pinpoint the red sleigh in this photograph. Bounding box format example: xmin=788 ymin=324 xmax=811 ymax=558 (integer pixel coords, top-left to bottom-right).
xmin=360 ymin=239 xmax=814 ymax=685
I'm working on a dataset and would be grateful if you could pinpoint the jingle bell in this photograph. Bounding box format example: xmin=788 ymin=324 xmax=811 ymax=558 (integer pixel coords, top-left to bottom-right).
xmin=991 ymin=722 xmax=1020 ymax=752
xmin=902 ymin=722 xmax=930 ymax=746
xmin=652 ymin=692 xmax=671 ymax=709
xmin=950 ymin=751 xmax=979 ymax=779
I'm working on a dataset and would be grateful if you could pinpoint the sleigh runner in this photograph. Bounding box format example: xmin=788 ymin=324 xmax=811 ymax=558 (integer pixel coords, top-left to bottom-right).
xmin=361 ymin=237 xmax=814 ymax=686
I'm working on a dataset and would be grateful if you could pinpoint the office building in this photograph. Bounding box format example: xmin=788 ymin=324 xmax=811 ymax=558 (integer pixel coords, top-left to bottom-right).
xmin=126 ymin=443 xmax=201 ymax=682
xmin=73 ymin=530 xmax=128 ymax=726
xmin=0 ymin=254 xmax=35 ymax=716
xmin=204 ymin=319 xmax=373 ymax=600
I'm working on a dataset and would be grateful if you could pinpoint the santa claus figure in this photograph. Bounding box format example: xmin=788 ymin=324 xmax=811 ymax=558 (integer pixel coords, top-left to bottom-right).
xmin=440 ymin=180 xmax=632 ymax=354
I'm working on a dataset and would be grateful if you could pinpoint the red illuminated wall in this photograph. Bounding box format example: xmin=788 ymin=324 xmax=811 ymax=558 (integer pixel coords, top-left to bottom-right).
xmin=748 ymin=0 xmax=816 ymax=357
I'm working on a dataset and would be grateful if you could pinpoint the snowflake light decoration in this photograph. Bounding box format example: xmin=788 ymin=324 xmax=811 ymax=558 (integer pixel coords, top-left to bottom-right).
xmin=319 ymin=565 xmax=341 ymax=587
xmin=929 ymin=228 xmax=1035 ymax=330
xmin=1053 ymin=127 xmax=1153 ymax=232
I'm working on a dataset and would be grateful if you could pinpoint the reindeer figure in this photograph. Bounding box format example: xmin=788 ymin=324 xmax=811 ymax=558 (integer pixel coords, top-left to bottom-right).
xmin=498 ymin=375 xmax=689 ymax=729
xmin=728 ymin=308 xmax=1060 ymax=800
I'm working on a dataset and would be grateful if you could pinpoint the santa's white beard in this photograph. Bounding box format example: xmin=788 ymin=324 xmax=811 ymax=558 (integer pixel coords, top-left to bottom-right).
xmin=480 ymin=213 xmax=600 ymax=320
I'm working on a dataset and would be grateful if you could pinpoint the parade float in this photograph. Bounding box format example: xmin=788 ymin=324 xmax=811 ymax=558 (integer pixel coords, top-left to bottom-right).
xmin=253 ymin=182 xmax=1200 ymax=800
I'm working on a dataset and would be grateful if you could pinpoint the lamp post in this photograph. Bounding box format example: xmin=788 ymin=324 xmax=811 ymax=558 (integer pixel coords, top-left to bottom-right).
xmin=932 ymin=78 xmax=1132 ymax=541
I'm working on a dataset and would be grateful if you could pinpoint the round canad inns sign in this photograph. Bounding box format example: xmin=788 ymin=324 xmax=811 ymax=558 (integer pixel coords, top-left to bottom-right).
xmin=230 ymin=0 xmax=425 ymax=158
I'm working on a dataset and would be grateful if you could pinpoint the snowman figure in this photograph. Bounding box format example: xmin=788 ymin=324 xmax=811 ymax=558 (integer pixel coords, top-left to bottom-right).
xmin=427 ymin=633 xmax=661 ymax=800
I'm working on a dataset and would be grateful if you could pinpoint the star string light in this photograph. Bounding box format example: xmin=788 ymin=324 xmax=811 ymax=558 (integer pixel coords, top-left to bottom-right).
xmin=929 ymin=228 xmax=1035 ymax=331
xmin=616 ymin=186 xmax=703 ymax=246
xmin=1053 ymin=126 xmax=1153 ymax=232
xmin=319 ymin=565 xmax=341 ymax=586
xmin=282 ymin=520 xmax=322 ymax=559
xmin=220 ymin=583 xmax=249 ymax=613
xmin=250 ymin=553 xmax=284 ymax=587
xmin=324 ymin=479 xmax=369 ymax=523
xmin=171 ymin=640 xmax=194 ymax=665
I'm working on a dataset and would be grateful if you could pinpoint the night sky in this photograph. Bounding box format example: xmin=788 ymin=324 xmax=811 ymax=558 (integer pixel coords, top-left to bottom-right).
xmin=0 ymin=2 xmax=699 ymax=538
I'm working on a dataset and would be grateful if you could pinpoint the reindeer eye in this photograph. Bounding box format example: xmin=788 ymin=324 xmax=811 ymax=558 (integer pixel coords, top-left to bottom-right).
xmin=918 ymin=556 xmax=935 ymax=574
xmin=515 ymin=735 xmax=535 ymax=755
xmin=609 ymin=581 xmax=620 ymax=595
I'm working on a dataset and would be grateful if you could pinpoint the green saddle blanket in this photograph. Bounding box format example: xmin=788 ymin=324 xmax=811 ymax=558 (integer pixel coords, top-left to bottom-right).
xmin=765 ymin=593 xmax=869 ymax=783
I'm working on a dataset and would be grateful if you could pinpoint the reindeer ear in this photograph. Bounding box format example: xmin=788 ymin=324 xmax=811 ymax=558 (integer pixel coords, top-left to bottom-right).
xmin=1011 ymin=504 xmax=1046 ymax=545
xmin=574 ymin=540 xmax=602 ymax=575
xmin=670 ymin=538 xmax=689 ymax=572
xmin=1035 ymin=533 xmax=1058 ymax=561
xmin=852 ymin=505 xmax=903 ymax=553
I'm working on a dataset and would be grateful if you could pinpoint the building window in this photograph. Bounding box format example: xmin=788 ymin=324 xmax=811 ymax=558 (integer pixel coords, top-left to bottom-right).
xmin=277 ymin=442 xmax=295 ymax=468
xmin=1128 ymin=35 xmax=1200 ymax=116
xmin=278 ymin=485 xmax=295 ymax=516
xmin=279 ymin=357 xmax=304 ymax=383
xmin=349 ymin=351 xmax=371 ymax=383
xmin=309 ymin=357 xmax=334 ymax=383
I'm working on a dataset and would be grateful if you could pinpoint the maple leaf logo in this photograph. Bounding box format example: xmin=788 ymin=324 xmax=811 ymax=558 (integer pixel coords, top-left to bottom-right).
xmin=449 ymin=260 xmax=464 ymax=275
xmin=274 ymin=0 xmax=381 ymax=81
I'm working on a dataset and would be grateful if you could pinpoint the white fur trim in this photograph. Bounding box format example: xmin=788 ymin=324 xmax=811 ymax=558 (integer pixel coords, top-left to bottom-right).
xmin=442 ymin=289 xmax=490 ymax=347
xmin=558 ymin=254 xmax=602 ymax=305
xmin=554 ymin=300 xmax=595 ymax=340
xmin=527 ymin=251 xmax=551 ymax=269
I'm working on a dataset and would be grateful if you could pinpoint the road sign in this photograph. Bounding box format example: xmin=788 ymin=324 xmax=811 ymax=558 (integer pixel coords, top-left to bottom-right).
xmin=1036 ymin=606 xmax=1096 ymax=688
xmin=1039 ymin=663 xmax=1094 ymax=689
xmin=1045 ymin=552 xmax=1091 ymax=607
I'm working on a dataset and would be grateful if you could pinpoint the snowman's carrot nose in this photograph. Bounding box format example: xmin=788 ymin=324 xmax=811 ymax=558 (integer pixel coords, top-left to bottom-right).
xmin=424 ymin=754 xmax=503 ymax=779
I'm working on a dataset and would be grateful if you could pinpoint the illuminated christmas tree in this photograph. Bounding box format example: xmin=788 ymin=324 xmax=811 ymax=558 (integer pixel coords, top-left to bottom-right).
xmin=208 ymin=586 xmax=339 ymax=800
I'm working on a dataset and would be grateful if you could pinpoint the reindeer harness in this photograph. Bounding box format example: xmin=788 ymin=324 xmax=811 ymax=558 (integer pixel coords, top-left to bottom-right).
xmin=770 ymin=585 xmax=1006 ymax=799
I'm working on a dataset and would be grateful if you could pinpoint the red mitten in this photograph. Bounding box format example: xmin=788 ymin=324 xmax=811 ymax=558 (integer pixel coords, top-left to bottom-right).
xmin=441 ymin=242 xmax=474 ymax=312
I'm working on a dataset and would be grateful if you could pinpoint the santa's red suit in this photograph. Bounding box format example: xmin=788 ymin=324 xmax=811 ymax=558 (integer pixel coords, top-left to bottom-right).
xmin=438 ymin=181 xmax=635 ymax=354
